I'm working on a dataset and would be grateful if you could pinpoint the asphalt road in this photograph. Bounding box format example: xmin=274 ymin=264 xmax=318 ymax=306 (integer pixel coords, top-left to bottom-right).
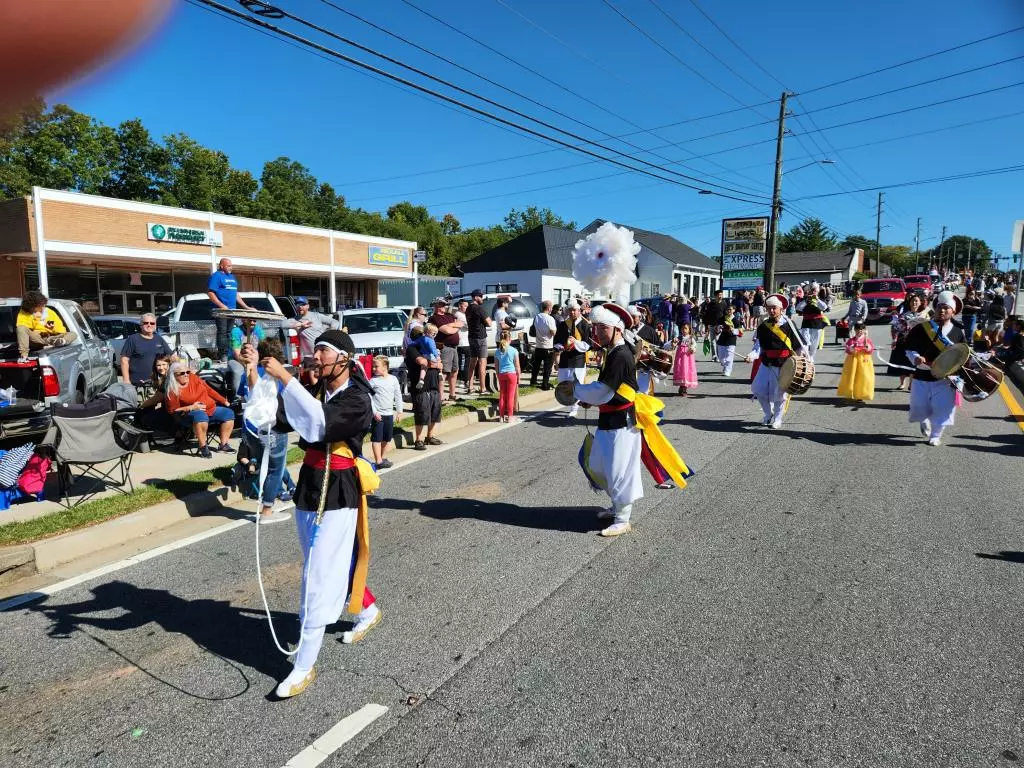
xmin=2 ymin=321 xmax=1023 ymax=768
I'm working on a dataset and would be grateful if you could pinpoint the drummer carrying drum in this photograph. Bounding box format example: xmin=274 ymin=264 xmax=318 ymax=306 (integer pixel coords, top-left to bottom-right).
xmin=751 ymin=293 xmax=808 ymax=429
xmin=903 ymin=290 xmax=967 ymax=447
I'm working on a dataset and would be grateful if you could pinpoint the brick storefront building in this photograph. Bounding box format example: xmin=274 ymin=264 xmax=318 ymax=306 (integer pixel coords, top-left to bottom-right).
xmin=0 ymin=187 xmax=416 ymax=314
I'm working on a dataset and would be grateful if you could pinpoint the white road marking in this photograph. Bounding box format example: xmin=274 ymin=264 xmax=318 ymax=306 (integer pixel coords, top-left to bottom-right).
xmin=283 ymin=704 xmax=388 ymax=768
xmin=0 ymin=403 xmax=561 ymax=611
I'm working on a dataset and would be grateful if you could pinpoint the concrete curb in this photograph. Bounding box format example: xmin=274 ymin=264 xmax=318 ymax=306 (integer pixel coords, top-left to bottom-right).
xmin=0 ymin=388 xmax=558 ymax=581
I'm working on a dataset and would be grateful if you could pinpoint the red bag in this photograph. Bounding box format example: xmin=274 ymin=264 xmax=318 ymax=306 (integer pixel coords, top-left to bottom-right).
xmin=17 ymin=454 xmax=50 ymax=496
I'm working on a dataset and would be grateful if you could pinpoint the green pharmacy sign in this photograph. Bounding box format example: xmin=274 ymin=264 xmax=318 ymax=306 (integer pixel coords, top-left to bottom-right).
xmin=148 ymin=222 xmax=223 ymax=247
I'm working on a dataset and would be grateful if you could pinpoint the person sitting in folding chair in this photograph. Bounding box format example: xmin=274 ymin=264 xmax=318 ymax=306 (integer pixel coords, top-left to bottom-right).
xmin=164 ymin=361 xmax=235 ymax=458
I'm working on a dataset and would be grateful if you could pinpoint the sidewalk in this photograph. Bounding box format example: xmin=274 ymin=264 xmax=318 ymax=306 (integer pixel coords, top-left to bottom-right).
xmin=0 ymin=387 xmax=561 ymax=591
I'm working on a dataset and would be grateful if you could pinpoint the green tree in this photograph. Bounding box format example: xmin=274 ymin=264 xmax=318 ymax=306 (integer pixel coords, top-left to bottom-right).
xmin=160 ymin=133 xmax=235 ymax=211
xmin=923 ymin=234 xmax=991 ymax=272
xmin=254 ymin=157 xmax=321 ymax=225
xmin=99 ymin=118 xmax=168 ymax=201
xmin=778 ymin=217 xmax=839 ymax=252
xmin=502 ymin=206 xmax=575 ymax=237
xmin=840 ymin=234 xmax=878 ymax=254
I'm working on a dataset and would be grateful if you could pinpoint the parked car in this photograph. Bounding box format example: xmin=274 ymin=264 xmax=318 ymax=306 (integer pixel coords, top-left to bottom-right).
xmin=902 ymin=275 xmax=933 ymax=301
xmin=860 ymin=278 xmax=907 ymax=323
xmin=162 ymin=292 xmax=300 ymax=366
xmin=92 ymin=315 xmax=143 ymax=366
xmin=336 ymin=307 xmax=408 ymax=388
xmin=0 ymin=298 xmax=117 ymax=439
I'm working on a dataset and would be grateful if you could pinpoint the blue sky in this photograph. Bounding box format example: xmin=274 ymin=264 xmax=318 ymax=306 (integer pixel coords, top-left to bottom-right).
xmin=53 ymin=0 xmax=1024 ymax=271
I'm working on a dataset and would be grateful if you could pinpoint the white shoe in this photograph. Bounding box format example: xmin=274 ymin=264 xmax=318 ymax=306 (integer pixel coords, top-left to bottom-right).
xmin=342 ymin=605 xmax=382 ymax=644
xmin=770 ymin=418 xmax=783 ymax=430
xmin=254 ymin=510 xmax=292 ymax=524
xmin=599 ymin=521 xmax=632 ymax=537
xmin=928 ymin=437 xmax=941 ymax=447
xmin=275 ymin=666 xmax=316 ymax=698
xmin=567 ymin=407 xmax=579 ymax=419
xmin=919 ymin=419 xmax=930 ymax=438
xmin=597 ymin=508 xmax=615 ymax=521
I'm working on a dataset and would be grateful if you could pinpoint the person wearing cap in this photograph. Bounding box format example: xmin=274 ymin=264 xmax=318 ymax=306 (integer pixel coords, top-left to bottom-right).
xmin=629 ymin=305 xmax=660 ymax=395
xmin=427 ymin=298 xmax=463 ymax=403
xmin=288 ymin=296 xmax=329 ymax=361
xmin=751 ymin=293 xmax=807 ymax=428
xmin=255 ymin=329 xmax=382 ymax=698
xmin=552 ymin=299 xmax=591 ymax=419
xmin=795 ymin=282 xmax=831 ymax=361
xmin=903 ymin=291 xmax=967 ymax=446
xmin=465 ymin=289 xmax=492 ymax=396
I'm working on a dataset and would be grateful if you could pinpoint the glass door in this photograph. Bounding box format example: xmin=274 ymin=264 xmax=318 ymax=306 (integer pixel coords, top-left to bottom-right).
xmin=126 ymin=292 xmax=152 ymax=314
xmin=100 ymin=292 xmax=126 ymax=314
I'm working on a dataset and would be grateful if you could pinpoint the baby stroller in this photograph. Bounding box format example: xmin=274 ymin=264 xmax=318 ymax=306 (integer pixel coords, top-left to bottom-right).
xmin=835 ymin=319 xmax=850 ymax=344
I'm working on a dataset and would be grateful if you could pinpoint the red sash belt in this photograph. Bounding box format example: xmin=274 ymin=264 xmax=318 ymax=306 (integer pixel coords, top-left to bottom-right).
xmin=303 ymin=449 xmax=356 ymax=471
xmin=598 ymin=401 xmax=632 ymax=413
xmin=761 ymin=349 xmax=792 ymax=359
xmin=803 ymin=312 xmax=823 ymax=320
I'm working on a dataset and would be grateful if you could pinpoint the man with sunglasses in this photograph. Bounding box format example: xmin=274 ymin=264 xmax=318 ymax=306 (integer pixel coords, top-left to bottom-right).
xmin=119 ymin=312 xmax=173 ymax=387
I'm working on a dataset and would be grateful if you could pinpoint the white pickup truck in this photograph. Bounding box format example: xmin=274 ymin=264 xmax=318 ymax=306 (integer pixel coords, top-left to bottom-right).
xmin=0 ymin=298 xmax=117 ymax=440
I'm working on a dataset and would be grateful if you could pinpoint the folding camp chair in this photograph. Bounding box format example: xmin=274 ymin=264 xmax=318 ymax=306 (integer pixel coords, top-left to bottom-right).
xmin=47 ymin=399 xmax=147 ymax=508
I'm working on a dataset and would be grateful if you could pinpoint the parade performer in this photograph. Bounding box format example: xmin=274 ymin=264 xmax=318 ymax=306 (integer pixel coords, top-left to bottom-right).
xmin=553 ymin=299 xmax=591 ymax=419
xmin=258 ymin=330 xmax=382 ymax=698
xmin=795 ymin=283 xmax=831 ymax=361
xmin=569 ymin=223 xmax=691 ymax=535
xmin=903 ymin=291 xmax=966 ymax=446
xmin=751 ymin=293 xmax=807 ymax=428
xmin=673 ymin=322 xmax=698 ymax=396
xmin=837 ymin=322 xmax=875 ymax=402
xmin=716 ymin=306 xmax=741 ymax=377
xmin=887 ymin=293 xmax=930 ymax=390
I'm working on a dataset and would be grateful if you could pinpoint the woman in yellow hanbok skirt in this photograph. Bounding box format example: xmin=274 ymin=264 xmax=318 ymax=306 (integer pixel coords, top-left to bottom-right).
xmin=837 ymin=323 xmax=875 ymax=401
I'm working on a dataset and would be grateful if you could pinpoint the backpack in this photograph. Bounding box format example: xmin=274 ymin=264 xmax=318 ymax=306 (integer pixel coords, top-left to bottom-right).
xmin=18 ymin=454 xmax=51 ymax=497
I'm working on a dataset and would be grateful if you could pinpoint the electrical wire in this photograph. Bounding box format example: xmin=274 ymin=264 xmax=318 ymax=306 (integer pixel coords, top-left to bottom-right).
xmin=188 ymin=0 xmax=770 ymax=204
xmin=789 ymin=164 xmax=1024 ymax=201
xmin=682 ymin=0 xmax=788 ymax=91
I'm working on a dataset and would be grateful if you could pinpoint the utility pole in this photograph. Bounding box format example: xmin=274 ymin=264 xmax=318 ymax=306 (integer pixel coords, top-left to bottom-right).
xmin=914 ymin=217 xmax=921 ymax=273
xmin=966 ymin=239 xmax=972 ymax=275
xmin=764 ymin=91 xmax=789 ymax=294
xmin=874 ymin=192 xmax=884 ymax=275
xmin=936 ymin=225 xmax=947 ymax=274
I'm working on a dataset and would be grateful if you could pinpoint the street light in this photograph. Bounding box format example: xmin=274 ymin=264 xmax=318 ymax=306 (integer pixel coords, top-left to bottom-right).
xmin=783 ymin=159 xmax=835 ymax=175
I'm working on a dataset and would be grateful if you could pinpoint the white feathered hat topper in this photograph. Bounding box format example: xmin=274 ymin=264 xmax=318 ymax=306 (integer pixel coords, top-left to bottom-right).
xmin=572 ymin=222 xmax=640 ymax=306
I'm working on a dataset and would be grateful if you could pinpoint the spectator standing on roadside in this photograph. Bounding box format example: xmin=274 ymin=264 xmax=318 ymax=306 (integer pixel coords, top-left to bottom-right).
xmin=206 ymin=258 xmax=250 ymax=362
xmin=427 ymin=298 xmax=463 ymax=404
xmin=455 ymin=298 xmax=470 ymax=388
xmin=368 ymin=355 xmax=403 ymax=469
xmin=530 ymin=300 xmax=557 ymax=390
xmin=405 ymin=326 xmax=444 ymax=450
xmin=465 ymin=290 xmax=492 ymax=396
xmin=120 ymin=312 xmax=173 ymax=386
xmin=287 ymin=296 xmax=329 ymax=361
xmin=494 ymin=330 xmax=521 ymax=423
xmin=402 ymin=306 xmax=428 ymax=353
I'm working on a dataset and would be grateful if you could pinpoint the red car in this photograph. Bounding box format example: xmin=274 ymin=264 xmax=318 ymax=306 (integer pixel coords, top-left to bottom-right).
xmin=903 ymin=274 xmax=932 ymax=300
xmin=860 ymin=278 xmax=907 ymax=323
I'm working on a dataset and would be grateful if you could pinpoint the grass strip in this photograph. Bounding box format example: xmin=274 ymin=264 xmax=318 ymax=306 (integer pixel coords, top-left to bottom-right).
xmin=0 ymin=386 xmax=540 ymax=547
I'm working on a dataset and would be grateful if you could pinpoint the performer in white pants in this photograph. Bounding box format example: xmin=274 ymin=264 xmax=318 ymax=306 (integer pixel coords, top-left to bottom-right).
xmin=573 ymin=304 xmax=643 ymax=537
xmin=258 ymin=330 xmax=381 ymax=699
xmin=751 ymin=294 xmax=807 ymax=428
xmin=553 ymin=300 xmax=591 ymax=418
xmin=904 ymin=291 xmax=966 ymax=446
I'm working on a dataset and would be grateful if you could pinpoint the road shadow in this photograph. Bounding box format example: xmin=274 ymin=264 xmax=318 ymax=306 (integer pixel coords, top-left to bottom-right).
xmin=376 ymin=496 xmax=605 ymax=533
xmin=533 ymin=413 xmax=585 ymax=428
xmin=949 ymin=435 xmax=1024 ymax=457
xmin=23 ymin=581 xmax=294 ymax=695
xmin=976 ymin=551 xmax=1024 ymax=564
xmin=667 ymin=417 xmax=759 ymax=433
xmin=795 ymin=396 xmax=908 ymax=412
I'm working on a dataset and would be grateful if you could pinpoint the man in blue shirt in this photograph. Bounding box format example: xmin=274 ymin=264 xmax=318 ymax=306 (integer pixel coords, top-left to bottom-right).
xmin=207 ymin=258 xmax=250 ymax=361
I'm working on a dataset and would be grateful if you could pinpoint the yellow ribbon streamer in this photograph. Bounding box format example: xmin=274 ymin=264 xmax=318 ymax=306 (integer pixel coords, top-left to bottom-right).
xmin=615 ymin=383 xmax=691 ymax=488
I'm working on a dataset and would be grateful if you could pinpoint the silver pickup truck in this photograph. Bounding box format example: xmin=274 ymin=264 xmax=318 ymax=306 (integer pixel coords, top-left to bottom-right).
xmin=0 ymin=298 xmax=116 ymax=440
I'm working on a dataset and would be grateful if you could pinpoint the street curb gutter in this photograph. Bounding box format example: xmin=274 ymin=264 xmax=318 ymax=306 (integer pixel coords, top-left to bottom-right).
xmin=0 ymin=388 xmax=558 ymax=586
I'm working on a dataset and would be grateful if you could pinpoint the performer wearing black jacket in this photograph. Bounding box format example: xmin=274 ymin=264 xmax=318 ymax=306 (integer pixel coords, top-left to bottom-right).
xmin=553 ymin=300 xmax=592 ymax=418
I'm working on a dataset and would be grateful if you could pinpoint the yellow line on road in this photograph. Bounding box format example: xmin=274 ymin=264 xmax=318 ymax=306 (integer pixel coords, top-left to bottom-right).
xmin=997 ymin=381 xmax=1024 ymax=432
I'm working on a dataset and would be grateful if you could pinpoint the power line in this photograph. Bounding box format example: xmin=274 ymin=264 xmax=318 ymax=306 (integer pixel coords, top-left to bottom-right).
xmin=800 ymin=24 xmax=1024 ymax=96
xmin=188 ymin=0 xmax=770 ymax=205
xmin=644 ymin=0 xmax=773 ymax=98
xmin=682 ymin=0 xmax=788 ymax=90
xmin=789 ymin=164 xmax=1024 ymax=201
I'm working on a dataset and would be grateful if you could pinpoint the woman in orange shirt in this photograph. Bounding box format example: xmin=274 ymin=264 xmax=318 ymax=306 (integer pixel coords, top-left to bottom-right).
xmin=165 ymin=362 xmax=235 ymax=458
